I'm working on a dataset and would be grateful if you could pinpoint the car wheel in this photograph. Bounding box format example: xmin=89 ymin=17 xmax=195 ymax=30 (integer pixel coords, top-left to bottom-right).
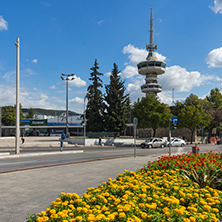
xmin=148 ymin=144 xmax=152 ymax=149
xmin=141 ymin=144 xmax=145 ymax=149
xmin=181 ymin=143 xmax=184 ymax=147
xmin=160 ymin=144 xmax=164 ymax=148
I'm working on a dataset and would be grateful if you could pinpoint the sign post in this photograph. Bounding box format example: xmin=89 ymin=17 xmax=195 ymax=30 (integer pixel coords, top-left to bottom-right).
xmin=133 ymin=117 xmax=138 ymax=158
xmin=169 ymin=117 xmax=178 ymax=154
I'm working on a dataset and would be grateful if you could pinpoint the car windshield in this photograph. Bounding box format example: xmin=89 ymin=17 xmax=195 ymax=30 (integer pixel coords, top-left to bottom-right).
xmin=145 ymin=139 xmax=153 ymax=142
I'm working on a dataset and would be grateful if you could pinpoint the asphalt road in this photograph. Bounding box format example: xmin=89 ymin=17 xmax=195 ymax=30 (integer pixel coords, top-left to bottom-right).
xmin=0 ymin=144 xmax=221 ymax=173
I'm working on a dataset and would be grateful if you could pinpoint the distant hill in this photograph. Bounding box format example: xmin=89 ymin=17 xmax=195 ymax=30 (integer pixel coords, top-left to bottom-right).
xmin=22 ymin=108 xmax=80 ymax=116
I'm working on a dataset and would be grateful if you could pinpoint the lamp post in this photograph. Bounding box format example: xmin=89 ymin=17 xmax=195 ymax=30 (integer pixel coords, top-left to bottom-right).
xmin=83 ymin=93 xmax=90 ymax=147
xmin=15 ymin=38 xmax=20 ymax=154
xmin=60 ymin=73 xmax=75 ymax=137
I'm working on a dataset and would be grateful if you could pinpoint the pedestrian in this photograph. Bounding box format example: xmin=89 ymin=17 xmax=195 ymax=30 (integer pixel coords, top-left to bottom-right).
xmin=99 ymin=137 xmax=102 ymax=146
xmin=60 ymin=132 xmax=66 ymax=151
xmin=21 ymin=135 xmax=25 ymax=144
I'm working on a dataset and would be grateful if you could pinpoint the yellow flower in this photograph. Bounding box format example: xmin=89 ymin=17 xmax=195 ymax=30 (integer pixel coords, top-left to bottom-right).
xmin=76 ymin=216 xmax=83 ymax=221
xmin=189 ymin=217 xmax=196 ymax=222
xmin=203 ymin=205 xmax=211 ymax=212
xmin=212 ymin=208 xmax=219 ymax=213
xmin=119 ymin=212 xmax=126 ymax=218
xmin=183 ymin=219 xmax=190 ymax=222
xmin=138 ymin=203 xmax=144 ymax=208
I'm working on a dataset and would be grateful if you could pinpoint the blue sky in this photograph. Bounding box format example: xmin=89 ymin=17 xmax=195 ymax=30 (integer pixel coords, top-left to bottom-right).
xmin=1 ymin=0 xmax=222 ymax=114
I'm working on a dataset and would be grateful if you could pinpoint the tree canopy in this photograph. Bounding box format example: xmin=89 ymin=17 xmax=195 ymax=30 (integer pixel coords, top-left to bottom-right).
xmin=104 ymin=63 xmax=130 ymax=134
xmin=133 ymin=95 xmax=172 ymax=137
xmin=85 ymin=59 xmax=105 ymax=132
xmin=175 ymin=94 xmax=210 ymax=143
xmin=2 ymin=104 xmax=23 ymax=126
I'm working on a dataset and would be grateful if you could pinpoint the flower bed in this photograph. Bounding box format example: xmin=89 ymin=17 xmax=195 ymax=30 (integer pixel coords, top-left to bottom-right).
xmin=28 ymin=152 xmax=222 ymax=222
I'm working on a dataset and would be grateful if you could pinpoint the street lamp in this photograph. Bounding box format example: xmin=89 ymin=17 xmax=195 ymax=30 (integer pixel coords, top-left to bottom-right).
xmin=15 ymin=38 xmax=20 ymax=154
xmin=83 ymin=93 xmax=90 ymax=147
xmin=60 ymin=73 xmax=75 ymax=137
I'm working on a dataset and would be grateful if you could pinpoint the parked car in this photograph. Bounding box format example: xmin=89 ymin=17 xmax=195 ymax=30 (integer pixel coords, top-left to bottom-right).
xmin=164 ymin=138 xmax=186 ymax=147
xmin=140 ymin=138 xmax=165 ymax=149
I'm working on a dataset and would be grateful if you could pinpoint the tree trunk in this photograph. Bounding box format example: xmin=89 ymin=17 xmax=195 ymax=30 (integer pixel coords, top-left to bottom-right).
xmin=190 ymin=128 xmax=194 ymax=144
xmin=152 ymin=128 xmax=156 ymax=137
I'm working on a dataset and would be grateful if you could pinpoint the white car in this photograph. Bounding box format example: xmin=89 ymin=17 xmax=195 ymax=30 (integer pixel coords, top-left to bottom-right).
xmin=140 ymin=138 xmax=166 ymax=149
xmin=164 ymin=138 xmax=186 ymax=147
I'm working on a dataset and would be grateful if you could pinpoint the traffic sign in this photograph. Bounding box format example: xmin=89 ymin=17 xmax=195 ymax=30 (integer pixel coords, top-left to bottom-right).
xmin=171 ymin=116 xmax=178 ymax=124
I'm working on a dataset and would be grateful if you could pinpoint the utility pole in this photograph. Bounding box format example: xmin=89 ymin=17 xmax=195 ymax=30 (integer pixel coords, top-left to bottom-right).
xmin=0 ymin=106 xmax=2 ymax=137
xmin=60 ymin=73 xmax=75 ymax=137
xmin=15 ymin=38 xmax=20 ymax=154
xmin=169 ymin=119 xmax=171 ymax=154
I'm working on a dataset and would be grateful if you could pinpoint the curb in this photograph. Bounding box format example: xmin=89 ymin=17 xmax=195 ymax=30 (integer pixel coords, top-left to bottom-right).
xmin=0 ymin=150 xmax=84 ymax=159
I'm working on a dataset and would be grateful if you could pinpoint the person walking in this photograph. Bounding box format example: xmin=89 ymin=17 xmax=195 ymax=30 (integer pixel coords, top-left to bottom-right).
xmin=21 ymin=135 xmax=25 ymax=144
xmin=60 ymin=132 xmax=66 ymax=151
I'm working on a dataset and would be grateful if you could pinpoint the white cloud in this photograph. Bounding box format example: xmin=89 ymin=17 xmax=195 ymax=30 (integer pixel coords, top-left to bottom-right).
xmin=60 ymin=75 xmax=86 ymax=87
xmin=122 ymin=65 xmax=138 ymax=78
xmin=159 ymin=65 xmax=215 ymax=92
xmin=210 ymin=0 xmax=222 ymax=13
xmin=25 ymin=68 xmax=37 ymax=76
xmin=49 ymin=85 xmax=56 ymax=89
xmin=206 ymin=47 xmax=222 ymax=67
xmin=122 ymin=44 xmax=167 ymax=79
xmin=105 ymin=72 xmax=111 ymax=77
xmin=123 ymin=44 xmax=147 ymax=65
xmin=158 ymin=91 xmax=174 ymax=105
xmin=126 ymin=77 xmax=144 ymax=102
xmin=69 ymin=97 xmax=84 ymax=104
xmin=123 ymin=44 xmax=166 ymax=65
xmin=97 ymin=20 xmax=104 ymax=25
xmin=32 ymin=59 xmax=38 ymax=64
xmin=2 ymin=71 xmax=15 ymax=82
xmin=0 ymin=16 xmax=8 ymax=31
xmin=0 ymin=84 xmax=62 ymax=110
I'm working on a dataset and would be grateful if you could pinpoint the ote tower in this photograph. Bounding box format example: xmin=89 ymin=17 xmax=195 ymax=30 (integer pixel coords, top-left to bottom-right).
xmin=137 ymin=8 xmax=166 ymax=96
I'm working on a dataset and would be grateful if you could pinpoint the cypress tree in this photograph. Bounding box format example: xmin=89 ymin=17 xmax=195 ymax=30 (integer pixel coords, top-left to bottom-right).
xmin=104 ymin=63 xmax=130 ymax=135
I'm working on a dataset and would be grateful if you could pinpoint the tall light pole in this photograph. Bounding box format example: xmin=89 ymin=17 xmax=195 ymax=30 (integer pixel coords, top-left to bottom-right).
xmin=83 ymin=93 xmax=90 ymax=147
xmin=0 ymin=106 xmax=2 ymax=137
xmin=15 ymin=38 xmax=20 ymax=154
xmin=60 ymin=73 xmax=75 ymax=137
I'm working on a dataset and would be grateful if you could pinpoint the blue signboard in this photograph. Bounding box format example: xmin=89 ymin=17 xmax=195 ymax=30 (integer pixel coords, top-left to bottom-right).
xmin=171 ymin=116 xmax=178 ymax=124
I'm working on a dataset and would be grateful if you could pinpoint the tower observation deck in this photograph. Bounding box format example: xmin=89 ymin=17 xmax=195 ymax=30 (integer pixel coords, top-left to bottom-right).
xmin=137 ymin=8 xmax=166 ymax=96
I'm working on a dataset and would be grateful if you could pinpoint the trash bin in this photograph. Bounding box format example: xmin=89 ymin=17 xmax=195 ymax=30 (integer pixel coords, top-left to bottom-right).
xmin=192 ymin=145 xmax=200 ymax=154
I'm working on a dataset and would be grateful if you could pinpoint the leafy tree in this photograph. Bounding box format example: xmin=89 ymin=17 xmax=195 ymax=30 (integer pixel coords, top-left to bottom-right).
xmin=205 ymin=88 xmax=222 ymax=139
xmin=27 ymin=108 xmax=36 ymax=119
xmin=133 ymin=95 xmax=172 ymax=137
xmin=85 ymin=59 xmax=105 ymax=132
xmin=2 ymin=104 xmax=23 ymax=126
xmin=104 ymin=63 xmax=130 ymax=135
xmin=206 ymin=88 xmax=222 ymax=109
xmin=174 ymin=94 xmax=210 ymax=143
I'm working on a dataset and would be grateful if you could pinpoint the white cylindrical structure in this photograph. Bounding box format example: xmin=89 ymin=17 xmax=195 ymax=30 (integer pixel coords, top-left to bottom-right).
xmin=66 ymin=79 xmax=68 ymax=137
xmin=84 ymin=96 xmax=86 ymax=147
xmin=15 ymin=38 xmax=20 ymax=154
